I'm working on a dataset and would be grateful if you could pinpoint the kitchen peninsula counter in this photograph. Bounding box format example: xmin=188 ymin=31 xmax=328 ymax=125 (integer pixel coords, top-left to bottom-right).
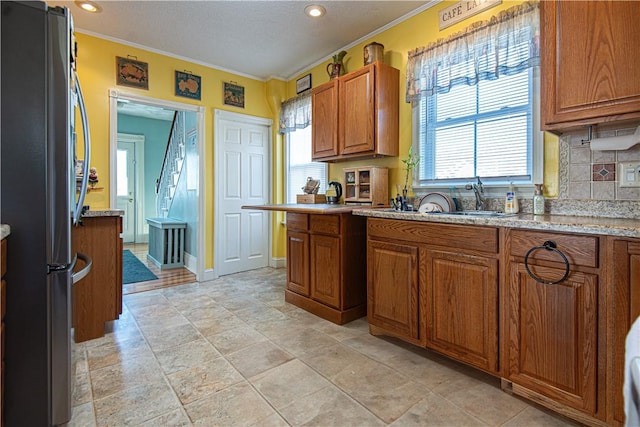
xmin=242 ymin=203 xmax=363 ymax=214
xmin=244 ymin=203 xmax=367 ymax=324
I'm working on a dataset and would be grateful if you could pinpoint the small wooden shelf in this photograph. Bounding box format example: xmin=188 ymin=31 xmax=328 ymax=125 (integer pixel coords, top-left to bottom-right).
xmin=343 ymin=166 xmax=388 ymax=206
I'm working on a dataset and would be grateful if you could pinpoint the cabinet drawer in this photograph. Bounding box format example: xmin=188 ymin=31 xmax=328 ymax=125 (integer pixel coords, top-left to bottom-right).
xmin=509 ymin=230 xmax=598 ymax=268
xmin=287 ymin=212 xmax=308 ymax=231
xmin=310 ymin=215 xmax=340 ymax=235
xmin=367 ymin=218 xmax=498 ymax=253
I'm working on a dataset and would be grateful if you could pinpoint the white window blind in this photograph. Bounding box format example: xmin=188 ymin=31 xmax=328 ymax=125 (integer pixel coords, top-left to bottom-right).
xmin=285 ymin=126 xmax=327 ymax=203
xmin=418 ymin=70 xmax=533 ymax=185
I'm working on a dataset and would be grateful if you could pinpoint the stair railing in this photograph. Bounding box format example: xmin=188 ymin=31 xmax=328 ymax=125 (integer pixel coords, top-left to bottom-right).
xmin=155 ymin=111 xmax=186 ymax=216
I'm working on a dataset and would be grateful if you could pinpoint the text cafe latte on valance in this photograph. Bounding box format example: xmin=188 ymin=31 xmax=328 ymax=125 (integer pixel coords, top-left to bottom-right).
xmin=439 ymin=0 xmax=502 ymax=30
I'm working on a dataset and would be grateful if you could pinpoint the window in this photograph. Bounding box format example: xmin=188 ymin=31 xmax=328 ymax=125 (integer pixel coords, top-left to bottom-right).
xmin=407 ymin=2 xmax=541 ymax=191
xmin=116 ymin=149 xmax=129 ymax=196
xmin=416 ymin=69 xmax=538 ymax=186
xmin=285 ymin=126 xmax=327 ymax=203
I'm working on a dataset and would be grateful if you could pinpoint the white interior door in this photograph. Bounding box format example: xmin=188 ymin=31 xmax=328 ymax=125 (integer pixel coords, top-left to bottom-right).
xmin=215 ymin=110 xmax=271 ymax=276
xmin=117 ymin=141 xmax=136 ymax=243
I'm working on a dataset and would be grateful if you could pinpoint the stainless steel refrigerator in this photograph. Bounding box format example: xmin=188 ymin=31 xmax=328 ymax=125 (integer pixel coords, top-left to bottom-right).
xmin=1 ymin=1 xmax=92 ymax=425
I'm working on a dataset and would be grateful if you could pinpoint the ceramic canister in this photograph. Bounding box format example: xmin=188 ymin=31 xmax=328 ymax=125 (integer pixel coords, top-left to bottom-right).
xmin=364 ymin=42 xmax=384 ymax=65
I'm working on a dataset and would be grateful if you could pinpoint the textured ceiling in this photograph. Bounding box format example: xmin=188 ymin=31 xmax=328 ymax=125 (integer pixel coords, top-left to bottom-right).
xmin=48 ymin=0 xmax=433 ymax=81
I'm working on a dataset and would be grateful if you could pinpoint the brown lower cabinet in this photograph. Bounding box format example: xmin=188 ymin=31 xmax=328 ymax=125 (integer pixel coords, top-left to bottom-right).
xmin=367 ymin=240 xmax=421 ymax=344
xmin=367 ymin=217 xmax=636 ymax=426
xmin=505 ymin=230 xmax=601 ymax=419
xmin=285 ymin=212 xmax=367 ymax=324
xmin=611 ymin=238 xmax=640 ymax=425
xmin=426 ymin=248 xmax=498 ymax=373
xmin=72 ymin=215 xmax=123 ymax=342
xmin=367 ymin=218 xmax=500 ymax=374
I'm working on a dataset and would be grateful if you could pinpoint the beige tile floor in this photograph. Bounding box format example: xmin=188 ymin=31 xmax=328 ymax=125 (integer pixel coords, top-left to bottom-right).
xmin=68 ymin=267 xmax=581 ymax=426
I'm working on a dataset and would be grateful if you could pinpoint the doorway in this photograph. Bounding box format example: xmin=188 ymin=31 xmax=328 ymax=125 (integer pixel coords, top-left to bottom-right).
xmin=214 ymin=109 xmax=272 ymax=276
xmin=116 ymin=133 xmax=144 ymax=243
xmin=109 ymin=90 xmax=206 ymax=281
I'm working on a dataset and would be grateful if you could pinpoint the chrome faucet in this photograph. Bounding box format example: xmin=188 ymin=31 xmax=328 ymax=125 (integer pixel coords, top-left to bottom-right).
xmin=465 ymin=176 xmax=485 ymax=210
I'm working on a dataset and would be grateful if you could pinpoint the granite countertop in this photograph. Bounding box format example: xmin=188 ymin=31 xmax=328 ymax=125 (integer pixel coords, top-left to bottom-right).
xmin=353 ymin=208 xmax=640 ymax=238
xmin=1 ymin=224 xmax=10 ymax=240
xmin=242 ymin=203 xmax=363 ymax=214
xmin=82 ymin=209 xmax=124 ymax=218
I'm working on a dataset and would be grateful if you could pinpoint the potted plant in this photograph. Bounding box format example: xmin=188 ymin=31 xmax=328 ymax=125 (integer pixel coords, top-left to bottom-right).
xmin=400 ymin=146 xmax=420 ymax=199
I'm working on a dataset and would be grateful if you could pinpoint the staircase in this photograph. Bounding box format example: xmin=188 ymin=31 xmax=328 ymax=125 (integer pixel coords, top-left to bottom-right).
xmin=156 ymin=111 xmax=186 ymax=217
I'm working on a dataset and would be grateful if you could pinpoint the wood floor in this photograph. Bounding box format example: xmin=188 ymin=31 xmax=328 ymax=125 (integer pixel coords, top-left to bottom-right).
xmin=123 ymin=243 xmax=197 ymax=295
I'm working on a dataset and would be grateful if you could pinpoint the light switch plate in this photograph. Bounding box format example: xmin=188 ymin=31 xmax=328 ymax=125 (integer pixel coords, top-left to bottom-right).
xmin=619 ymin=162 xmax=640 ymax=187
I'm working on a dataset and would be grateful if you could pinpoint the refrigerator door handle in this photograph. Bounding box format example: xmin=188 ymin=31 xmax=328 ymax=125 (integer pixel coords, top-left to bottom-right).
xmin=71 ymin=252 xmax=92 ymax=284
xmin=73 ymin=70 xmax=91 ymax=225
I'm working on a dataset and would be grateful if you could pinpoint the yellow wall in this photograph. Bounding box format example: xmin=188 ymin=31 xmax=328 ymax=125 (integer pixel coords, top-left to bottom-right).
xmin=77 ymin=0 xmax=559 ymax=265
xmin=285 ymin=0 xmax=558 ymax=200
xmin=75 ymin=33 xmax=276 ymax=269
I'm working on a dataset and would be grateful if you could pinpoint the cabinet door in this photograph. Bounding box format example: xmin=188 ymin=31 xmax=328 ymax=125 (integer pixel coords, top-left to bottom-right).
xmin=286 ymin=231 xmax=309 ymax=296
xmin=344 ymin=169 xmax=357 ymax=201
xmin=612 ymin=239 xmax=640 ymax=423
xmin=310 ymin=234 xmax=341 ymax=309
xmin=367 ymin=240 xmax=420 ymax=342
xmin=357 ymin=169 xmax=372 ymax=202
xmin=72 ymin=216 xmax=122 ymax=342
xmin=426 ymin=250 xmax=498 ymax=373
xmin=115 ymin=216 xmax=123 ymax=316
xmin=369 ymin=167 xmax=389 ymax=206
xmin=541 ymin=1 xmax=640 ymax=129
xmin=508 ymin=263 xmax=598 ymax=414
xmin=339 ymin=65 xmax=375 ymax=155
xmin=311 ymin=80 xmax=339 ymax=159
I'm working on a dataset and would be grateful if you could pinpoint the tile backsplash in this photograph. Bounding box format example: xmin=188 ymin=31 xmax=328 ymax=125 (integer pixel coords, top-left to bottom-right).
xmin=559 ymin=126 xmax=640 ymax=201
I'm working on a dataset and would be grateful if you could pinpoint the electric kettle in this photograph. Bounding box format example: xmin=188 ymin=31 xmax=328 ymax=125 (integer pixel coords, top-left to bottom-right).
xmin=326 ymin=181 xmax=342 ymax=204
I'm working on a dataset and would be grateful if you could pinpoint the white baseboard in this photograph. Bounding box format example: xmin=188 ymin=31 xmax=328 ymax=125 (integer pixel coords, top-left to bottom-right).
xmin=202 ymin=269 xmax=217 ymax=282
xmin=133 ymin=233 xmax=149 ymax=244
xmin=183 ymin=251 xmax=197 ymax=274
xmin=270 ymin=257 xmax=286 ymax=269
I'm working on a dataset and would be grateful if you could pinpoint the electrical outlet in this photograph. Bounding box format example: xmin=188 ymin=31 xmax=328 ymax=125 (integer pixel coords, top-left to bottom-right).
xmin=619 ymin=162 xmax=640 ymax=187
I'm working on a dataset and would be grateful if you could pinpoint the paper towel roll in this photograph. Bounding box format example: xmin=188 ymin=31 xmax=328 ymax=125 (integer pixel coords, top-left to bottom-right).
xmin=590 ymin=126 xmax=640 ymax=151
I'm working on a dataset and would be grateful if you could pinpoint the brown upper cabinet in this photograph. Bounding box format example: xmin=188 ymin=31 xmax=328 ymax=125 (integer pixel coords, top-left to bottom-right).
xmin=541 ymin=1 xmax=640 ymax=131
xmin=311 ymin=61 xmax=399 ymax=161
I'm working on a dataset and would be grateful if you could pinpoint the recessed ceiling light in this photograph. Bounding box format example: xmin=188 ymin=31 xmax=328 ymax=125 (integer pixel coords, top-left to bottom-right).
xmin=305 ymin=5 xmax=326 ymax=18
xmin=75 ymin=0 xmax=102 ymax=13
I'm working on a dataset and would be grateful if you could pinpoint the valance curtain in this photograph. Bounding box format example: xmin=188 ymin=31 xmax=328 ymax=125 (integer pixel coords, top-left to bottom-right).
xmin=279 ymin=92 xmax=312 ymax=134
xmin=406 ymin=0 xmax=540 ymax=103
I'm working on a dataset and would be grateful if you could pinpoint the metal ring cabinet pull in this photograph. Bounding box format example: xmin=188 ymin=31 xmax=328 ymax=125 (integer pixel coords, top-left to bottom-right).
xmin=523 ymin=240 xmax=570 ymax=285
